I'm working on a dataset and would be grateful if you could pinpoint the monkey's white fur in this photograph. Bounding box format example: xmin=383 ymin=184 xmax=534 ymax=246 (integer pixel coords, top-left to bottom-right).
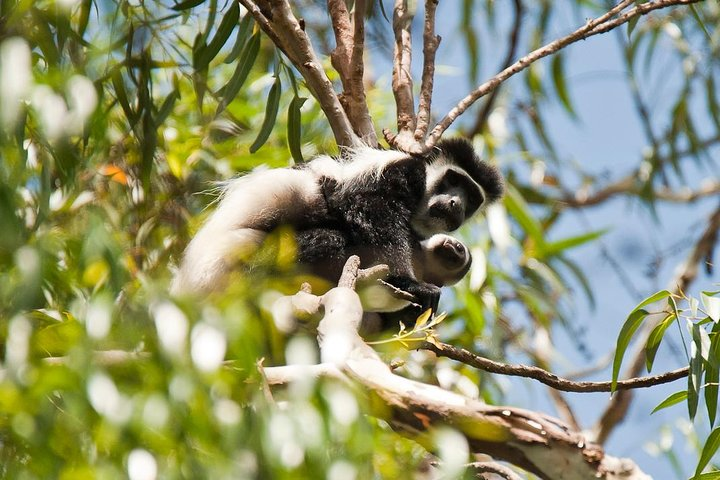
xmin=172 ymin=148 xmax=411 ymax=294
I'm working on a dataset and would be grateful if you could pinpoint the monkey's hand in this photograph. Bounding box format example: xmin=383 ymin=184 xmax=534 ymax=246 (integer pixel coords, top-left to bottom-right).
xmin=385 ymin=276 xmax=441 ymax=315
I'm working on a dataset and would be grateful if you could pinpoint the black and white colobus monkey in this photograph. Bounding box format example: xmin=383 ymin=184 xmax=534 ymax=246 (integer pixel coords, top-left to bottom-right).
xmin=172 ymin=138 xmax=503 ymax=312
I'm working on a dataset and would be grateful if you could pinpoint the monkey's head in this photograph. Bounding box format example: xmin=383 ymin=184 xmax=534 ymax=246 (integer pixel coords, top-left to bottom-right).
xmin=412 ymin=138 xmax=504 ymax=236
xmin=417 ymin=234 xmax=472 ymax=287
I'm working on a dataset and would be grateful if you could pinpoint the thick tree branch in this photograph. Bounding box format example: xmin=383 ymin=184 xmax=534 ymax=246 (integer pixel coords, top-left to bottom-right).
xmin=468 ymin=461 xmax=524 ymax=480
xmin=594 ymin=202 xmax=720 ymax=444
xmin=560 ymin=178 xmax=720 ymax=208
xmin=421 ymin=341 xmax=688 ymax=393
xmin=328 ymin=0 xmax=377 ymax=145
xmin=389 ymin=0 xmax=417 ymax=150
xmin=426 ymin=0 xmax=703 ymax=148
xmin=240 ymin=0 xmax=362 ymax=148
xmin=266 ymin=258 xmax=651 ymax=479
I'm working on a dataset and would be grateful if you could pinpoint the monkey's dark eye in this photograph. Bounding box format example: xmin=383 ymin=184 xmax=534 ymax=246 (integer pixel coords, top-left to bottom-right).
xmin=441 ymin=171 xmax=462 ymax=190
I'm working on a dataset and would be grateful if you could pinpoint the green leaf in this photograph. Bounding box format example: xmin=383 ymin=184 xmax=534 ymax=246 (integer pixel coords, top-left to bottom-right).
xmin=705 ymin=364 xmax=719 ymax=427
xmin=287 ymin=95 xmax=306 ymax=164
xmin=709 ymin=322 xmax=720 ymax=370
xmin=111 ymin=70 xmax=137 ymax=126
xmin=33 ymin=320 xmax=84 ymax=357
xmin=612 ymin=308 xmax=649 ymax=392
xmin=635 ymin=290 xmax=673 ymax=311
xmin=156 ymin=88 xmax=180 ymax=126
xmin=626 ymin=16 xmax=640 ymax=39
xmin=556 ymin=256 xmax=595 ymax=310
xmin=224 ymin=13 xmax=254 ymax=64
xmin=694 ymin=428 xmax=720 ymax=479
xmin=651 ymin=390 xmax=687 ymax=414
xmin=215 ymin=31 xmax=260 ymax=116
xmin=550 ymin=53 xmax=576 ymax=118
xmin=645 ymin=313 xmax=676 ymax=372
xmin=77 ymin=0 xmax=92 ymax=38
xmin=249 ymin=76 xmax=281 ymax=153
xmin=171 ymin=0 xmax=205 ymax=11
xmin=504 ymin=185 xmax=545 ymax=251
xmin=693 ymin=472 xmax=720 ymax=480
xmin=689 ymin=324 xmax=704 ymax=420
xmin=195 ymin=0 xmax=239 ymax=71
xmin=540 ymin=229 xmax=607 ymax=258
xmin=703 ymin=292 xmax=720 ymax=323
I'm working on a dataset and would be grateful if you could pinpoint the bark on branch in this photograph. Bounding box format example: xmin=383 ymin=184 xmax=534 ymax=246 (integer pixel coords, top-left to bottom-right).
xmin=267 ymin=257 xmax=652 ymax=479
xmin=240 ymin=0 xmax=362 ymax=148
xmin=421 ymin=341 xmax=688 ymax=393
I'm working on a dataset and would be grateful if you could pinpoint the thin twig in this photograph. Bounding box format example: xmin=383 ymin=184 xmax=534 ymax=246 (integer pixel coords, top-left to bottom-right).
xmin=426 ymin=0 xmax=702 ymax=148
xmin=421 ymin=341 xmax=689 ymax=393
xmin=469 ymin=0 xmax=524 ymax=136
xmin=413 ymin=0 xmax=440 ymax=142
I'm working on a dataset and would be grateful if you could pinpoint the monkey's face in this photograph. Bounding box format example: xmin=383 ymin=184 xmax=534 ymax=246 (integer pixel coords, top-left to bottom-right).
xmin=419 ymin=234 xmax=472 ymax=286
xmin=413 ymin=167 xmax=485 ymax=235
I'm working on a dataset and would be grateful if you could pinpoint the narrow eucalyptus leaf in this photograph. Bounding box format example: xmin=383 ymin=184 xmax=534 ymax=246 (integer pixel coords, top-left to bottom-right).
xmin=215 ymin=32 xmax=260 ymax=116
xmin=171 ymin=0 xmax=205 ymax=11
xmin=612 ymin=308 xmax=649 ymax=392
xmin=694 ymin=428 xmax=720 ymax=479
xmin=287 ymin=96 xmax=307 ymax=163
xmin=225 ymin=13 xmax=254 ymax=64
xmin=249 ymin=77 xmax=281 ymax=153
xmin=651 ymin=390 xmax=687 ymax=414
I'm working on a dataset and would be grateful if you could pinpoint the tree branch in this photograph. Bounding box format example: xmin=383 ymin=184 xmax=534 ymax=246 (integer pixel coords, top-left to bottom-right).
xmin=388 ymin=0 xmax=418 ymax=151
xmin=327 ymin=0 xmax=377 ymax=145
xmin=468 ymin=461 xmax=524 ymax=480
xmin=426 ymin=0 xmax=703 ymax=148
xmin=412 ymin=0 xmax=440 ymax=142
xmin=265 ymin=258 xmax=651 ymax=479
xmin=469 ymin=0 xmax=524 ymax=137
xmin=421 ymin=341 xmax=688 ymax=393
xmin=240 ymin=0 xmax=362 ymax=148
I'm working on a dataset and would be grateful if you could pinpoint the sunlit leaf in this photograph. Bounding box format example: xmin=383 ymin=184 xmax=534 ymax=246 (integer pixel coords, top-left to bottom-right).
xmin=504 ymin=185 xmax=545 ymax=251
xmin=651 ymin=390 xmax=687 ymax=414
xmin=703 ymin=292 xmax=720 ymax=323
xmin=694 ymin=428 xmax=720 ymax=479
xmin=413 ymin=309 xmax=433 ymax=330
xmin=540 ymin=229 xmax=607 ymax=258
xmin=645 ymin=313 xmax=675 ymax=372
xmin=612 ymin=308 xmax=649 ymax=392
xmin=689 ymin=324 xmax=704 ymax=419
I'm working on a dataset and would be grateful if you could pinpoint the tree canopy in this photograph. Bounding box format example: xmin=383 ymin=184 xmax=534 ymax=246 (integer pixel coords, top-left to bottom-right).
xmin=0 ymin=0 xmax=718 ymax=478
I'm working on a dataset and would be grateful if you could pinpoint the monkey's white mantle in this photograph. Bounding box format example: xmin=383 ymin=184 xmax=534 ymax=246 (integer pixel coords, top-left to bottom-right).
xmin=264 ymin=256 xmax=652 ymax=480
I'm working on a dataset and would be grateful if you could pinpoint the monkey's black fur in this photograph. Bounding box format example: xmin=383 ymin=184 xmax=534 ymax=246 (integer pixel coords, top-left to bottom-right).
xmin=174 ymin=137 xmax=502 ymax=315
xmin=293 ymin=139 xmax=501 ymax=314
